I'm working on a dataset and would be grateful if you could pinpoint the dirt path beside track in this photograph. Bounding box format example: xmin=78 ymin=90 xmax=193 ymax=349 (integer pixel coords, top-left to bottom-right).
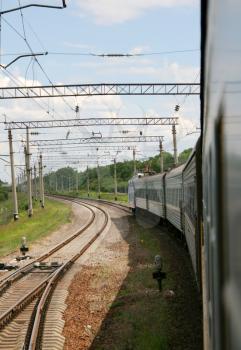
xmin=63 ymin=206 xmax=202 ymax=350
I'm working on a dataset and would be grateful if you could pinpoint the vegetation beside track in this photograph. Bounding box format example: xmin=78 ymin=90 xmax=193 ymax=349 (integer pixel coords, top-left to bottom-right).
xmin=43 ymin=148 xmax=192 ymax=195
xmin=0 ymin=198 xmax=71 ymax=257
xmin=0 ymin=192 xmax=32 ymax=225
xmin=89 ymin=212 xmax=202 ymax=350
xmin=52 ymin=190 xmax=128 ymax=203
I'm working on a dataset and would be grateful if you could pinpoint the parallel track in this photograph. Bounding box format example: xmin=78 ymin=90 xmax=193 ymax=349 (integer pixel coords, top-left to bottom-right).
xmin=0 ymin=201 xmax=95 ymax=295
xmin=0 ymin=198 xmax=110 ymax=350
xmin=50 ymin=194 xmax=131 ymax=214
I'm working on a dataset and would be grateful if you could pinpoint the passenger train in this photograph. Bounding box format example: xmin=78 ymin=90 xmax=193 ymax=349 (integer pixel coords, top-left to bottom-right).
xmin=129 ymin=1 xmax=241 ymax=349
xmin=128 ymin=138 xmax=202 ymax=287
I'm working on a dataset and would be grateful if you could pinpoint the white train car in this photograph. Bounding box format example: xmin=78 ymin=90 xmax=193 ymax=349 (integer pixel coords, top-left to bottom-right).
xmin=182 ymin=140 xmax=202 ymax=287
xmin=145 ymin=174 xmax=166 ymax=218
xmin=128 ymin=178 xmax=136 ymax=209
xmin=132 ymin=175 xmax=147 ymax=211
xmin=165 ymin=165 xmax=185 ymax=232
xmin=183 ymin=150 xmax=198 ymax=275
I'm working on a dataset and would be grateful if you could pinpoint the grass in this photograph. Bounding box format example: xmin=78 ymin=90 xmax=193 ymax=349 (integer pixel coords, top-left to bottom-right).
xmin=108 ymin=224 xmax=171 ymax=350
xmin=91 ymin=213 xmax=202 ymax=350
xmin=0 ymin=198 xmax=71 ymax=257
xmin=0 ymin=192 xmax=30 ymax=225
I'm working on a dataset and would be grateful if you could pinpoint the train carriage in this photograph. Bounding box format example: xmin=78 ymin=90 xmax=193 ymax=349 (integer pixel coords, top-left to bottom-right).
xmin=132 ymin=175 xmax=147 ymax=211
xmin=165 ymin=164 xmax=185 ymax=232
xmin=128 ymin=178 xmax=136 ymax=210
xmin=145 ymin=174 xmax=166 ymax=218
xmin=202 ymin=0 xmax=241 ymax=348
xmin=182 ymin=138 xmax=202 ymax=287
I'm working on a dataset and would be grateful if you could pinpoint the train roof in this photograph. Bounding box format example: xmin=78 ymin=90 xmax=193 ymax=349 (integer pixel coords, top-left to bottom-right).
xmin=165 ymin=164 xmax=185 ymax=178
xmin=143 ymin=173 xmax=165 ymax=182
xmin=129 ymin=172 xmax=165 ymax=184
xmin=182 ymin=136 xmax=201 ymax=172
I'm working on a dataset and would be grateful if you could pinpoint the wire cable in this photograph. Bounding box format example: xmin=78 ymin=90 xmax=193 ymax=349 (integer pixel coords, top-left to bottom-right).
xmin=1 ymin=16 xmax=75 ymax=113
xmin=0 ymin=49 xmax=200 ymax=57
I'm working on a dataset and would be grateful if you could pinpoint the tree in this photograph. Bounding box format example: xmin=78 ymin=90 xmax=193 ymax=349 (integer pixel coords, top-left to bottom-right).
xmin=178 ymin=148 xmax=193 ymax=164
xmin=44 ymin=148 xmax=193 ymax=194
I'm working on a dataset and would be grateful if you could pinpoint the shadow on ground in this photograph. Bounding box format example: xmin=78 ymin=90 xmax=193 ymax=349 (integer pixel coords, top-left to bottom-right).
xmin=88 ymin=208 xmax=203 ymax=350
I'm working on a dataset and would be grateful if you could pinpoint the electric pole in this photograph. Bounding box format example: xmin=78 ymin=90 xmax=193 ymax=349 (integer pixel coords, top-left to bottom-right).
xmin=25 ymin=127 xmax=33 ymax=216
xmin=172 ymin=124 xmax=178 ymax=167
xmin=87 ymin=166 xmax=90 ymax=197
xmin=8 ymin=129 xmax=19 ymax=220
xmin=114 ymin=158 xmax=118 ymax=201
xmin=159 ymin=139 xmax=164 ymax=173
xmin=133 ymin=148 xmax=136 ymax=175
xmin=34 ymin=165 xmax=37 ymax=200
xmin=39 ymin=154 xmax=44 ymax=208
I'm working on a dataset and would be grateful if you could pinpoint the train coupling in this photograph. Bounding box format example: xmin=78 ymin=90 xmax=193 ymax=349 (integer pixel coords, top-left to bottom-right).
xmin=152 ymin=255 xmax=166 ymax=291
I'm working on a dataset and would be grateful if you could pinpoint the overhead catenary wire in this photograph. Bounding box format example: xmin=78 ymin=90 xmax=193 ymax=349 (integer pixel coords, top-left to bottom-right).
xmin=0 ymin=69 xmax=73 ymax=122
xmin=0 ymin=49 xmax=200 ymax=57
xmin=1 ymin=16 xmax=75 ymax=113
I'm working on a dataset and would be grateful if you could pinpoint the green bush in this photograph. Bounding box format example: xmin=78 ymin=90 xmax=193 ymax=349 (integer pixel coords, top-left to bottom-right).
xmin=0 ymin=190 xmax=8 ymax=202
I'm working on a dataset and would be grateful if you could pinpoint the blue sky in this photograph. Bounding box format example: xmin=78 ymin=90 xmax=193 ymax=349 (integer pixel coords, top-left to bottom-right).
xmin=0 ymin=0 xmax=200 ymax=181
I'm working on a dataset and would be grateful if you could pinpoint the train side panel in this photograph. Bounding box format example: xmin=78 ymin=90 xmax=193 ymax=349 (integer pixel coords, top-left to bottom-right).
xmin=145 ymin=174 xmax=165 ymax=219
xmin=165 ymin=165 xmax=185 ymax=232
xmin=183 ymin=149 xmax=199 ymax=278
xmin=203 ymin=0 xmax=241 ymax=348
xmin=133 ymin=177 xmax=147 ymax=211
xmin=128 ymin=179 xmax=136 ymax=209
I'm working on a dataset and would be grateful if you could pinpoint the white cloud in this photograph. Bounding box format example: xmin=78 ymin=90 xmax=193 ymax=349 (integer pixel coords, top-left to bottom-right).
xmin=75 ymin=0 xmax=196 ymax=24
xmin=0 ymin=69 xmax=199 ymax=181
xmin=129 ymin=46 xmax=150 ymax=55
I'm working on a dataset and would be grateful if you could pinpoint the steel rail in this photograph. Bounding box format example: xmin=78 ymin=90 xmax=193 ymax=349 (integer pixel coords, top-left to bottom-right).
xmin=0 ymin=201 xmax=95 ymax=295
xmin=79 ymin=198 xmax=131 ymax=214
xmin=0 ymin=198 xmax=109 ymax=346
xmin=0 ymin=269 xmax=59 ymax=329
xmin=27 ymin=199 xmax=110 ymax=349
xmin=50 ymin=194 xmax=131 ymax=214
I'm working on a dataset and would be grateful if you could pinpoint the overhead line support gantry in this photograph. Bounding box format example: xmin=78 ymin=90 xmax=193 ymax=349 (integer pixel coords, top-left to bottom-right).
xmin=30 ymin=135 xmax=164 ymax=147
xmin=0 ymin=83 xmax=200 ymax=99
xmin=4 ymin=117 xmax=178 ymax=129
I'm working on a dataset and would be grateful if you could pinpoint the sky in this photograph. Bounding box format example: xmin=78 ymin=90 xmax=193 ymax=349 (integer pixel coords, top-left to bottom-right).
xmin=0 ymin=0 xmax=200 ymax=182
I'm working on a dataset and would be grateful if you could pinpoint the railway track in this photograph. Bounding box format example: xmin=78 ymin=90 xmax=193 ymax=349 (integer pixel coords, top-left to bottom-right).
xmin=0 ymin=200 xmax=95 ymax=293
xmin=50 ymin=194 xmax=131 ymax=214
xmin=0 ymin=198 xmax=110 ymax=350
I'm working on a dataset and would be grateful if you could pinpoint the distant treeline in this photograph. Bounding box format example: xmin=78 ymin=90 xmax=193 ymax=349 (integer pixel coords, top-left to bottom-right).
xmin=44 ymin=148 xmax=192 ymax=194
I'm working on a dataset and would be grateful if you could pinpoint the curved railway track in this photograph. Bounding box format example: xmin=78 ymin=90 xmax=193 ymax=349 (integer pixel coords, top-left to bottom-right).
xmin=0 ymin=198 xmax=110 ymax=350
xmin=50 ymin=194 xmax=131 ymax=214
xmin=0 ymin=200 xmax=95 ymax=294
